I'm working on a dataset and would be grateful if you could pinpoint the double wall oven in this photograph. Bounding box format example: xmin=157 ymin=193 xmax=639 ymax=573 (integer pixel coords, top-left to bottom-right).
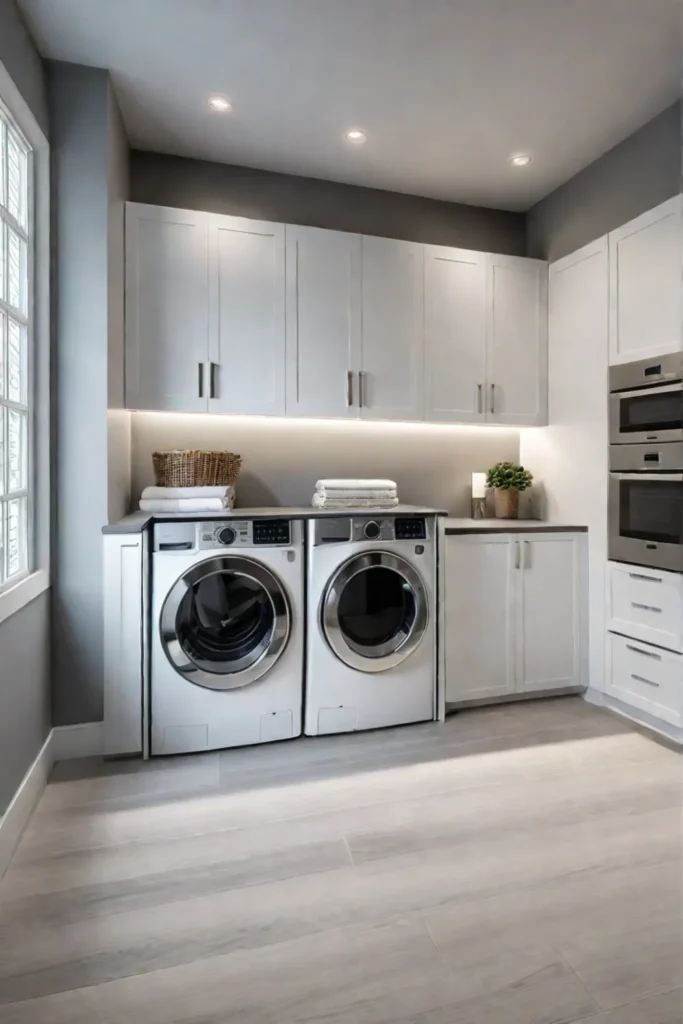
xmin=609 ymin=353 xmax=683 ymax=573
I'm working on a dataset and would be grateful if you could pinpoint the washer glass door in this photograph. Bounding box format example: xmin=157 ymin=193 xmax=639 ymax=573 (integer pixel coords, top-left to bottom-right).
xmin=322 ymin=552 xmax=428 ymax=672
xmin=161 ymin=556 xmax=290 ymax=690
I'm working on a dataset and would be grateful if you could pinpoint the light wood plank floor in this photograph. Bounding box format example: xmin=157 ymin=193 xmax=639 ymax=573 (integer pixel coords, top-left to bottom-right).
xmin=0 ymin=697 xmax=681 ymax=1023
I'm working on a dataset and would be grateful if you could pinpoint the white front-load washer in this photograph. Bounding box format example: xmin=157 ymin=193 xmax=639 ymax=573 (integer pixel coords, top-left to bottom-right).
xmin=305 ymin=515 xmax=437 ymax=736
xmin=151 ymin=518 xmax=304 ymax=755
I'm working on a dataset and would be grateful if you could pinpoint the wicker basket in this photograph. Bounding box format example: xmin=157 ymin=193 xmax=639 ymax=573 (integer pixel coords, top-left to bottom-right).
xmin=152 ymin=450 xmax=242 ymax=488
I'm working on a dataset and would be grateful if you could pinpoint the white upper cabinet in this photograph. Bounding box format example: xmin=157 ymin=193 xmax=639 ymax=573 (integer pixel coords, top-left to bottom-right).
xmin=285 ymin=225 xmax=361 ymax=418
xmin=125 ymin=204 xmax=210 ymax=413
xmin=486 ymin=254 xmax=548 ymax=425
xmin=359 ymin=236 xmax=424 ymax=421
xmin=423 ymin=246 xmax=487 ymax=422
xmin=209 ymin=215 xmax=286 ymax=416
xmin=125 ymin=203 xmax=550 ymax=424
xmin=609 ymin=195 xmax=683 ymax=365
xmin=516 ymin=534 xmax=582 ymax=692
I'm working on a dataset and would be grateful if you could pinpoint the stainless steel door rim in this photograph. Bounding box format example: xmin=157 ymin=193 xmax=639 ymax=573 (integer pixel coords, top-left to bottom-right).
xmin=321 ymin=550 xmax=428 ymax=672
xmin=160 ymin=555 xmax=290 ymax=690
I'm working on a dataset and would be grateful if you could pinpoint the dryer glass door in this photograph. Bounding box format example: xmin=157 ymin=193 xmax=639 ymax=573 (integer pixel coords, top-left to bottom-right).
xmin=322 ymin=552 xmax=428 ymax=672
xmin=161 ymin=556 xmax=290 ymax=690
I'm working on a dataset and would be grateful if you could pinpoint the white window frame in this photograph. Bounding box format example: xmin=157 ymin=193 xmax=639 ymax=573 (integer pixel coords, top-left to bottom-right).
xmin=0 ymin=61 xmax=49 ymax=626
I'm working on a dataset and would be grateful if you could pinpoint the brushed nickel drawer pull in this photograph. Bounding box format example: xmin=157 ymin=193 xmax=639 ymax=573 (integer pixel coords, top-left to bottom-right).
xmin=515 ymin=541 xmax=520 ymax=570
xmin=626 ymin=644 xmax=662 ymax=660
xmin=477 ymin=383 xmax=483 ymax=414
xmin=631 ymin=673 xmax=660 ymax=688
xmin=631 ymin=602 xmax=663 ymax=613
xmin=629 ymin=572 xmax=662 ymax=583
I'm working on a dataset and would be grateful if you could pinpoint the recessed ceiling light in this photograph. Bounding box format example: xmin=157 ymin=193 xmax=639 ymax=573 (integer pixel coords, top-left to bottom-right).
xmin=345 ymin=129 xmax=367 ymax=144
xmin=208 ymin=96 xmax=232 ymax=113
xmin=509 ymin=152 xmax=532 ymax=167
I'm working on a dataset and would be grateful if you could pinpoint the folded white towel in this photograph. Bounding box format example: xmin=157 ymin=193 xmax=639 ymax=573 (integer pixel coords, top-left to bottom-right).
xmin=315 ymin=487 xmax=397 ymax=500
xmin=141 ymin=486 xmax=234 ymax=500
xmin=312 ymin=494 xmax=399 ymax=509
xmin=140 ymin=498 xmax=232 ymax=513
xmin=315 ymin=479 xmax=398 ymax=493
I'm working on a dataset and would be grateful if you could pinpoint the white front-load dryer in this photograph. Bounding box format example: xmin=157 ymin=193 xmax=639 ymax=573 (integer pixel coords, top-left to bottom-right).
xmin=305 ymin=515 xmax=437 ymax=736
xmin=151 ymin=518 xmax=304 ymax=755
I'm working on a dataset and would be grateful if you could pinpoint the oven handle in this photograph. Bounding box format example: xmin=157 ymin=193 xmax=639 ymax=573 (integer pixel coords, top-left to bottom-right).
xmin=611 ymin=473 xmax=683 ymax=482
xmin=612 ymin=383 xmax=682 ymax=399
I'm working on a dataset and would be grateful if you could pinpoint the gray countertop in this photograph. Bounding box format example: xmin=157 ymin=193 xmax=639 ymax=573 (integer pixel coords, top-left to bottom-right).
xmin=444 ymin=518 xmax=588 ymax=534
xmin=102 ymin=505 xmax=447 ymax=535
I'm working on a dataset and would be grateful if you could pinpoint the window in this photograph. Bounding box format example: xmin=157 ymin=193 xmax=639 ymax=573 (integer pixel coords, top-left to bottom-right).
xmin=0 ymin=108 xmax=31 ymax=589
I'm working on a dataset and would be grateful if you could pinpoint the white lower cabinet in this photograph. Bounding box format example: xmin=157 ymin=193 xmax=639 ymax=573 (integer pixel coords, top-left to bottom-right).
xmin=606 ymin=632 xmax=683 ymax=728
xmin=517 ymin=534 xmax=582 ymax=692
xmin=444 ymin=535 xmax=516 ymax=702
xmin=444 ymin=531 xmax=585 ymax=704
xmin=607 ymin=560 xmax=683 ymax=654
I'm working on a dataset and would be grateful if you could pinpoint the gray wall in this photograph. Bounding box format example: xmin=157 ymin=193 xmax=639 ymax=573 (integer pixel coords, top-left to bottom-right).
xmin=0 ymin=0 xmax=48 ymax=137
xmin=0 ymin=593 xmax=51 ymax=813
xmin=0 ymin=1 xmax=50 ymax=814
xmin=49 ymin=62 xmax=130 ymax=726
xmin=130 ymin=151 xmax=526 ymax=256
xmin=131 ymin=413 xmax=520 ymax=517
xmin=107 ymin=79 xmax=132 ymax=523
xmin=527 ymin=102 xmax=682 ymax=262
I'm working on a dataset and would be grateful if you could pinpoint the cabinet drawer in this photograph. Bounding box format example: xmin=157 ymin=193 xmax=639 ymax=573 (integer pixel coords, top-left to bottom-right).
xmin=607 ymin=632 xmax=683 ymax=727
xmin=607 ymin=561 xmax=683 ymax=654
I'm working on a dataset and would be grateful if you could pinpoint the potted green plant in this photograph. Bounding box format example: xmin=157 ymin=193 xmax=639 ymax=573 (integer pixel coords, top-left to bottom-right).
xmin=485 ymin=462 xmax=533 ymax=519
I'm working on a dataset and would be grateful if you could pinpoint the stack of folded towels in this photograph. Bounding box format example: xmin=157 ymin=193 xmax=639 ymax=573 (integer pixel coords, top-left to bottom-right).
xmin=139 ymin=485 xmax=236 ymax=513
xmin=311 ymin=479 xmax=399 ymax=510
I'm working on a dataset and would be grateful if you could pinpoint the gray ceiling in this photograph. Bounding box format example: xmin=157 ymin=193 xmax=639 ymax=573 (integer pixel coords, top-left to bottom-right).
xmin=20 ymin=0 xmax=682 ymax=211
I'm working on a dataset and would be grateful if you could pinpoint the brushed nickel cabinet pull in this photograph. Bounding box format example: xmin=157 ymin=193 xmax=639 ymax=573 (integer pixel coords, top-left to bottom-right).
xmin=626 ymin=644 xmax=662 ymax=660
xmin=631 ymin=602 xmax=662 ymax=614
xmin=358 ymin=370 xmax=364 ymax=408
xmin=629 ymin=572 xmax=662 ymax=583
xmin=477 ymin=383 xmax=483 ymax=414
xmin=631 ymin=673 xmax=660 ymax=688
xmin=524 ymin=540 xmax=531 ymax=570
xmin=198 ymin=362 xmax=205 ymax=399
xmin=515 ymin=541 xmax=520 ymax=570
xmin=209 ymin=362 xmax=217 ymax=399
xmin=490 ymin=383 xmax=495 ymax=414
xmin=346 ymin=370 xmax=353 ymax=407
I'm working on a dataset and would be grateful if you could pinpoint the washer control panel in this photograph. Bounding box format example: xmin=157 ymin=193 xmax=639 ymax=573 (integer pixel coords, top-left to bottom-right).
xmin=395 ymin=517 xmax=427 ymax=540
xmin=253 ymin=520 xmax=291 ymax=546
xmin=198 ymin=520 xmax=292 ymax=548
xmin=155 ymin=519 xmax=298 ymax=551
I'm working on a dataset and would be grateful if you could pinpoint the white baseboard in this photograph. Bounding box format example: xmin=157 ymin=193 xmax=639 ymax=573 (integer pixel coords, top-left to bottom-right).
xmin=0 ymin=721 xmax=106 ymax=881
xmin=585 ymin=688 xmax=682 ymax=747
xmin=0 ymin=731 xmax=54 ymax=880
xmin=52 ymin=721 xmax=104 ymax=761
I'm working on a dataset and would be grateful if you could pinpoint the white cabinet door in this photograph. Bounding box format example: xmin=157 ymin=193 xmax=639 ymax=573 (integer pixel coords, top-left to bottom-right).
xmin=516 ymin=533 xmax=582 ymax=692
xmin=359 ymin=236 xmax=423 ymax=421
xmin=209 ymin=215 xmax=286 ymax=416
xmin=285 ymin=225 xmax=361 ymax=418
xmin=125 ymin=203 xmax=209 ymax=412
xmin=609 ymin=196 xmax=683 ymax=365
xmin=486 ymin=254 xmax=548 ymax=425
xmin=444 ymin=535 xmax=516 ymax=703
xmin=424 ymin=246 xmax=487 ymax=423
